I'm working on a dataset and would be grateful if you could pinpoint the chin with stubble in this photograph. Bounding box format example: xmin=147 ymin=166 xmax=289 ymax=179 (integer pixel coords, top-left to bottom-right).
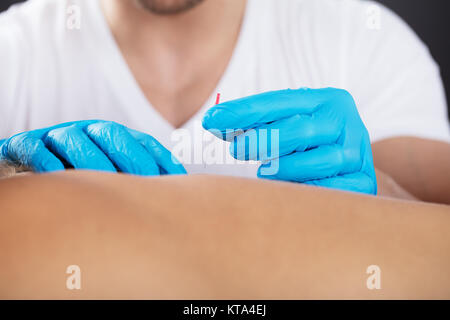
xmin=135 ymin=0 xmax=206 ymax=14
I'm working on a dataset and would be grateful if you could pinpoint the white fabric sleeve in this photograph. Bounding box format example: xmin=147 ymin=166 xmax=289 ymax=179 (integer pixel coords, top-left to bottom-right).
xmin=345 ymin=1 xmax=450 ymax=143
xmin=0 ymin=5 xmax=30 ymax=139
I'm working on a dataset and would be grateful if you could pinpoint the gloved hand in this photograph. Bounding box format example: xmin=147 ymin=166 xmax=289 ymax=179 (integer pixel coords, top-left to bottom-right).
xmin=202 ymin=88 xmax=377 ymax=194
xmin=0 ymin=120 xmax=186 ymax=176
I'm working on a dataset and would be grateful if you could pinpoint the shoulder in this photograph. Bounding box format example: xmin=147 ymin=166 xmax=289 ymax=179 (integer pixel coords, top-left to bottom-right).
xmin=257 ymin=0 xmax=436 ymax=77
xmin=0 ymin=0 xmax=67 ymax=137
xmin=260 ymin=0 xmax=419 ymax=38
xmin=0 ymin=0 xmax=68 ymax=74
xmin=0 ymin=0 xmax=66 ymax=32
xmin=249 ymin=0 xmax=428 ymax=64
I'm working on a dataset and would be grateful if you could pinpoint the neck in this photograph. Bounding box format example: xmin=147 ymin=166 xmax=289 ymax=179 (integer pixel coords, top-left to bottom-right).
xmin=100 ymin=0 xmax=247 ymax=128
xmin=101 ymin=0 xmax=246 ymax=61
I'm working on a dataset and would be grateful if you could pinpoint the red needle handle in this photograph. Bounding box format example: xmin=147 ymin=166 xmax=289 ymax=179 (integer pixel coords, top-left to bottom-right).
xmin=215 ymin=93 xmax=221 ymax=105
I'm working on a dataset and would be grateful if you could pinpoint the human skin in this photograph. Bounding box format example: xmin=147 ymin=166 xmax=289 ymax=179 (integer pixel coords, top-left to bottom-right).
xmin=372 ymin=137 xmax=450 ymax=204
xmin=100 ymin=0 xmax=450 ymax=203
xmin=0 ymin=171 xmax=449 ymax=299
xmin=100 ymin=0 xmax=246 ymax=128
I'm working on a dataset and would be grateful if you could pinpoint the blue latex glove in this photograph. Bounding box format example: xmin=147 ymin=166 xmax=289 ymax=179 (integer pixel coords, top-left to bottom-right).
xmin=203 ymin=88 xmax=377 ymax=194
xmin=0 ymin=120 xmax=186 ymax=176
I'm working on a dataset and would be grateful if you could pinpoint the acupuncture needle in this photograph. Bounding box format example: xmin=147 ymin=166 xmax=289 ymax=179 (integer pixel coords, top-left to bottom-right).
xmin=215 ymin=93 xmax=221 ymax=105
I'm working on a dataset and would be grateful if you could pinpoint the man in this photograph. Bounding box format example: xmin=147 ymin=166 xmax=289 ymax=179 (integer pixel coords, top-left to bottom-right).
xmin=0 ymin=0 xmax=449 ymax=202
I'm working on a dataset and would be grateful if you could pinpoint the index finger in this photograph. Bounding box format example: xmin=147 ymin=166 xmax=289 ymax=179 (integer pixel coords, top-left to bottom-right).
xmin=202 ymin=87 xmax=343 ymax=134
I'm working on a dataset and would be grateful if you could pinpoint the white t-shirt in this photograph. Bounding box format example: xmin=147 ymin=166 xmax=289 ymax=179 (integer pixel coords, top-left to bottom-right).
xmin=0 ymin=0 xmax=449 ymax=177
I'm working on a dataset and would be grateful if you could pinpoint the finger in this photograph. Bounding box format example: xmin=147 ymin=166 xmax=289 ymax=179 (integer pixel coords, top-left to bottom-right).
xmin=230 ymin=114 xmax=342 ymax=161
xmin=128 ymin=129 xmax=187 ymax=175
xmin=85 ymin=122 xmax=160 ymax=176
xmin=257 ymin=145 xmax=361 ymax=182
xmin=1 ymin=135 xmax=64 ymax=172
xmin=44 ymin=125 xmax=117 ymax=172
xmin=202 ymin=87 xmax=350 ymax=133
xmin=303 ymin=172 xmax=377 ymax=195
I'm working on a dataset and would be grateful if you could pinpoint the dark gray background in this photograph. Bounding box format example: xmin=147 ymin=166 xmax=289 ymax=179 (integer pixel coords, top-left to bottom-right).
xmin=1 ymin=0 xmax=449 ymax=118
